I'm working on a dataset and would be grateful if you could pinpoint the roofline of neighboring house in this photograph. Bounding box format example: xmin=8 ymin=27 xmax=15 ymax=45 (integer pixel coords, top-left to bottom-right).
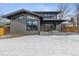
xmin=2 ymin=9 xmax=43 ymax=19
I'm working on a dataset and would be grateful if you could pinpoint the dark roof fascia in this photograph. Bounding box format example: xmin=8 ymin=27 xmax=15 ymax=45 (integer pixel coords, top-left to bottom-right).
xmin=41 ymin=20 xmax=67 ymax=24
xmin=33 ymin=11 xmax=61 ymax=14
xmin=42 ymin=20 xmax=67 ymax=21
xmin=2 ymin=9 xmax=43 ymax=19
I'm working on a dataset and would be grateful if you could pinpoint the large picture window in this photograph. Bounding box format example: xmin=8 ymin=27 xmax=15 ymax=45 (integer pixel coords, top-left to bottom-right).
xmin=26 ymin=15 xmax=38 ymax=31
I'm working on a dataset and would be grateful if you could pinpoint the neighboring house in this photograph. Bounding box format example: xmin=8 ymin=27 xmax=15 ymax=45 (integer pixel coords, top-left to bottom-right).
xmin=0 ymin=16 xmax=10 ymax=26
xmin=2 ymin=9 xmax=66 ymax=35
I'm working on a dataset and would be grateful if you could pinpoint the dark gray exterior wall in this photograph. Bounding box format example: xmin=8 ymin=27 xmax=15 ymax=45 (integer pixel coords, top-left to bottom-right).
xmin=10 ymin=13 xmax=27 ymax=34
xmin=10 ymin=13 xmax=41 ymax=35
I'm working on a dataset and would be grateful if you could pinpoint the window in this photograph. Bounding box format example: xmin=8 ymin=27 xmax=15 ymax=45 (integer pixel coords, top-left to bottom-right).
xmin=11 ymin=15 xmax=24 ymax=20
xmin=27 ymin=20 xmax=38 ymax=31
xmin=18 ymin=15 xmax=24 ymax=20
xmin=43 ymin=24 xmax=53 ymax=31
xmin=27 ymin=16 xmax=37 ymax=19
xmin=26 ymin=15 xmax=38 ymax=31
xmin=12 ymin=17 xmax=16 ymax=20
xmin=44 ymin=13 xmax=54 ymax=19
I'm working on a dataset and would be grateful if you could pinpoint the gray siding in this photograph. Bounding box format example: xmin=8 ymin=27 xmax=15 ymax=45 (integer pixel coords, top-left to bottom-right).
xmin=10 ymin=20 xmax=26 ymax=34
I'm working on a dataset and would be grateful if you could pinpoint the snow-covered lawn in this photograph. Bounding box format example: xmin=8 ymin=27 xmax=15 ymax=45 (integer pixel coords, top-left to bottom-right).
xmin=0 ymin=35 xmax=79 ymax=56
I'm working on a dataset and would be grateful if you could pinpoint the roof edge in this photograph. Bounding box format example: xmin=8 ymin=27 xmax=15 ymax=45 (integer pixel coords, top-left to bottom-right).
xmin=2 ymin=9 xmax=43 ymax=18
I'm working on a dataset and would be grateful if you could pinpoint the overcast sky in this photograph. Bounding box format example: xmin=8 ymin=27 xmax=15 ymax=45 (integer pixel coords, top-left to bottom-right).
xmin=0 ymin=3 xmax=76 ymax=16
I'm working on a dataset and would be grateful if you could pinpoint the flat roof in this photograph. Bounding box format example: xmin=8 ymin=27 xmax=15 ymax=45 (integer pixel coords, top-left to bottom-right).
xmin=33 ymin=11 xmax=61 ymax=14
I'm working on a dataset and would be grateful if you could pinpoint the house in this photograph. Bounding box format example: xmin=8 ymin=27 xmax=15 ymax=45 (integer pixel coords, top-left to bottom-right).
xmin=2 ymin=9 xmax=66 ymax=35
xmin=0 ymin=16 xmax=10 ymax=26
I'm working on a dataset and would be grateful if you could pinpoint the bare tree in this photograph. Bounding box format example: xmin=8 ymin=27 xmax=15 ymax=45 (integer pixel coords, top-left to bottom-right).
xmin=56 ymin=3 xmax=71 ymax=32
xmin=73 ymin=4 xmax=79 ymax=32
xmin=57 ymin=3 xmax=70 ymax=20
xmin=75 ymin=4 xmax=79 ymax=25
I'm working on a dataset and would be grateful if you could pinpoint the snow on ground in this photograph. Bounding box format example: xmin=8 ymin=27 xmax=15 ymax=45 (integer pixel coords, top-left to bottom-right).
xmin=0 ymin=35 xmax=79 ymax=56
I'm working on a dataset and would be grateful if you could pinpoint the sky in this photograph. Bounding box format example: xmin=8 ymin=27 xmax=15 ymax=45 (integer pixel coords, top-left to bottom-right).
xmin=0 ymin=3 xmax=76 ymax=16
